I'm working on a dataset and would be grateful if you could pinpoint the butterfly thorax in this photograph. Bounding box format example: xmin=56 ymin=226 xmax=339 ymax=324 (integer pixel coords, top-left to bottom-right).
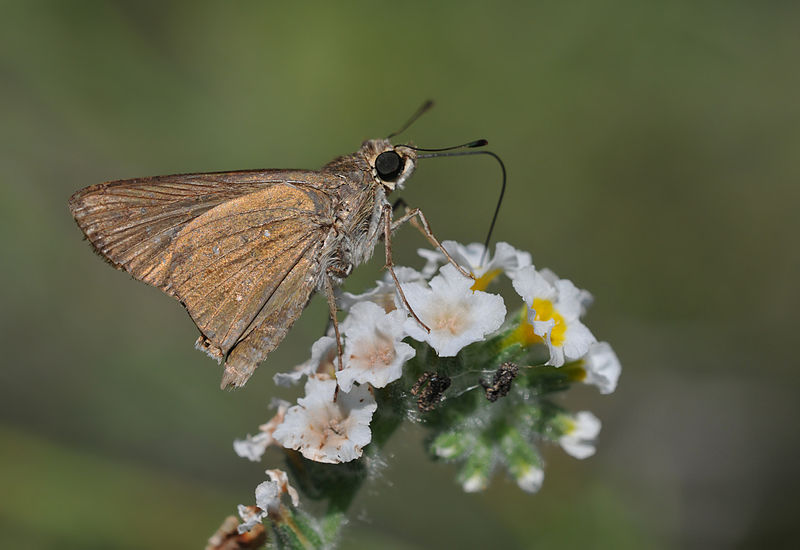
xmin=320 ymin=164 xmax=384 ymax=284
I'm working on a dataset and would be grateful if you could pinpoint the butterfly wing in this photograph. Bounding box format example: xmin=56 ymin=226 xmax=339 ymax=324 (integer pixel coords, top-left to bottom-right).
xmin=70 ymin=170 xmax=338 ymax=388
xmin=166 ymin=182 xmax=334 ymax=388
xmin=68 ymin=170 xmax=296 ymax=288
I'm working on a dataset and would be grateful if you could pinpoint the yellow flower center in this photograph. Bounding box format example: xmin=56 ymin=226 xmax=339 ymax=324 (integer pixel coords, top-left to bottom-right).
xmin=470 ymin=269 xmax=502 ymax=292
xmin=502 ymin=300 xmax=569 ymax=350
xmin=503 ymin=309 xmax=543 ymax=348
xmin=531 ymin=298 xmax=566 ymax=347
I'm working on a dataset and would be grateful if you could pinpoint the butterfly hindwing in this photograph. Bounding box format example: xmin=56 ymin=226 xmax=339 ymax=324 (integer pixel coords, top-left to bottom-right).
xmin=167 ymin=182 xmax=332 ymax=362
xmin=219 ymin=242 xmax=324 ymax=388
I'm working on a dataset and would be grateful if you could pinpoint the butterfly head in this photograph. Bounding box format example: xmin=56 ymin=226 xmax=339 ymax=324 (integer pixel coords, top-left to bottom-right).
xmin=359 ymin=139 xmax=417 ymax=194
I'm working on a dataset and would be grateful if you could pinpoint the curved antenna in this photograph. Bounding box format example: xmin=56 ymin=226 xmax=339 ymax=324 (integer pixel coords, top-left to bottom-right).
xmin=403 ymin=139 xmax=487 ymax=152
xmin=387 ymin=100 xmax=435 ymax=139
xmin=417 ymin=148 xmax=507 ymax=265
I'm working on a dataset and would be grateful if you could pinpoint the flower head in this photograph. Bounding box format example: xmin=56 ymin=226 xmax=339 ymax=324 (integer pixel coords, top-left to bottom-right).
xmin=230 ymin=239 xmax=620 ymax=513
xmin=512 ymin=266 xmax=596 ymax=366
xmin=336 ymin=301 xmax=416 ymax=392
xmin=558 ymin=411 xmax=601 ymax=459
xmin=401 ymin=264 xmax=506 ymax=357
xmin=273 ymin=376 xmax=377 ymax=463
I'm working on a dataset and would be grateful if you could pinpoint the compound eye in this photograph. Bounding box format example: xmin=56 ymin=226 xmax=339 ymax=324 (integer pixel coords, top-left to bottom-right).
xmin=375 ymin=150 xmax=404 ymax=181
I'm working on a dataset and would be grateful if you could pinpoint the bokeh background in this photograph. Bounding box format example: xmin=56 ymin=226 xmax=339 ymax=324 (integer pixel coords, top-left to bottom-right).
xmin=2 ymin=1 xmax=798 ymax=548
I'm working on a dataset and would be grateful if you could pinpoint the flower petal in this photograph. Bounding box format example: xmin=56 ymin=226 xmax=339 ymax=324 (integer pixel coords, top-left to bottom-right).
xmin=582 ymin=342 xmax=621 ymax=394
xmin=559 ymin=411 xmax=601 ymax=459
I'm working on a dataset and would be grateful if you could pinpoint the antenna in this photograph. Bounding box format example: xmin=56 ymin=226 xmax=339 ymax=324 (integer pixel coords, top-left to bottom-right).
xmin=404 ymin=139 xmax=488 ymax=152
xmin=387 ymin=100 xmax=435 ymax=139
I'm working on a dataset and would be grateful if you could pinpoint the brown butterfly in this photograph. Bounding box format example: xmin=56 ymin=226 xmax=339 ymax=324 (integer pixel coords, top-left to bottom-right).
xmin=69 ymin=103 xmax=481 ymax=389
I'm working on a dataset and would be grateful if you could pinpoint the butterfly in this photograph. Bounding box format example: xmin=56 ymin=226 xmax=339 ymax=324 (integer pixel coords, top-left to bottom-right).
xmin=69 ymin=103 xmax=485 ymax=389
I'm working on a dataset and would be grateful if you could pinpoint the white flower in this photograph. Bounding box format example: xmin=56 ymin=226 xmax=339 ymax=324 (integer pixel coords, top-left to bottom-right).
xmin=558 ymin=411 xmax=601 ymax=459
xmin=512 ymin=266 xmax=596 ymax=367
xmin=233 ymin=399 xmax=290 ymax=462
xmin=339 ymin=266 xmax=426 ymax=312
xmin=273 ymin=335 xmax=337 ymax=387
xmin=401 ymin=264 xmax=506 ymax=357
xmin=419 ymin=241 xmax=532 ymax=286
xmin=581 ymin=342 xmax=621 ymax=394
xmin=236 ymin=469 xmax=299 ymax=534
xmin=515 ymin=465 xmax=545 ymax=493
xmin=257 ymin=469 xmax=299 ymax=512
xmin=335 ymin=302 xmax=416 ymax=392
xmin=273 ymin=376 xmax=377 ymax=463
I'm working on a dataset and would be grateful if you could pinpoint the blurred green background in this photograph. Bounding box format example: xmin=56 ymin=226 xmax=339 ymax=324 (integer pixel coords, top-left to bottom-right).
xmin=2 ymin=1 xmax=798 ymax=548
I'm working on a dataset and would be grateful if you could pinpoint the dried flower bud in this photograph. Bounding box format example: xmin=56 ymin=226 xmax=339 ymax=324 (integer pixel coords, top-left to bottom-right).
xmin=411 ymin=371 xmax=452 ymax=412
xmin=206 ymin=514 xmax=266 ymax=550
xmin=480 ymin=362 xmax=520 ymax=402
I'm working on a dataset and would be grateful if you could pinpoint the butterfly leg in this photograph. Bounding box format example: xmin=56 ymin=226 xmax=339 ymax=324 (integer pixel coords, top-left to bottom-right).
xmin=382 ymin=205 xmax=431 ymax=333
xmin=323 ymin=273 xmax=344 ymax=372
xmin=390 ymin=207 xmax=473 ymax=280
xmin=391 ymin=197 xmax=425 ymax=234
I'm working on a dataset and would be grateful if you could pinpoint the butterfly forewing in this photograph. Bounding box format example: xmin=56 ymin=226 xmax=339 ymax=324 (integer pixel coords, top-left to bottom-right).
xmin=69 ymin=172 xmax=285 ymax=288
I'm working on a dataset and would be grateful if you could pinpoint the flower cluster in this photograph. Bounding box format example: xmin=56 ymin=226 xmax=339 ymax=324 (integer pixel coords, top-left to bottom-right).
xmin=229 ymin=241 xmax=621 ymax=540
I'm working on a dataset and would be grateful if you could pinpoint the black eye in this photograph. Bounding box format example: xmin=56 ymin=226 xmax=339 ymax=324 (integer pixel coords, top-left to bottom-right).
xmin=375 ymin=151 xmax=404 ymax=181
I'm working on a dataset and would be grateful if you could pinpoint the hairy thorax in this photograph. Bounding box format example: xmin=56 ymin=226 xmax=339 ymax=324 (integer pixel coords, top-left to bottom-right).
xmin=318 ymin=173 xmax=386 ymax=286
